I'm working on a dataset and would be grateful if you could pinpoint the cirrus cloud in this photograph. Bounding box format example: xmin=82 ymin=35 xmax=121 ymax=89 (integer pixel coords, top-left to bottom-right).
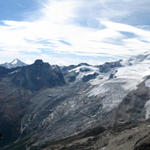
xmin=0 ymin=0 xmax=150 ymax=65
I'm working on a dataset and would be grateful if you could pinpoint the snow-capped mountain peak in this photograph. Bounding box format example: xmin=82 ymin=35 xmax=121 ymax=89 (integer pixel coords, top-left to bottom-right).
xmin=11 ymin=58 xmax=20 ymax=65
xmin=0 ymin=59 xmax=26 ymax=68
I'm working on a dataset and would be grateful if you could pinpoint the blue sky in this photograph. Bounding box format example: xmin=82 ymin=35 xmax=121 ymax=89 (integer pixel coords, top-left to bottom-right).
xmin=0 ymin=0 xmax=150 ymax=65
xmin=0 ymin=0 xmax=42 ymax=21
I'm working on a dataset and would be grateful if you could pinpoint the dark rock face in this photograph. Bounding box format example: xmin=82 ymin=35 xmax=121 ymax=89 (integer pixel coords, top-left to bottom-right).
xmin=77 ymin=63 xmax=90 ymax=67
xmin=134 ymin=133 xmax=150 ymax=150
xmin=113 ymin=80 xmax=150 ymax=124
xmin=0 ymin=66 xmax=17 ymax=78
xmin=66 ymin=72 xmax=78 ymax=82
xmin=0 ymin=86 xmax=32 ymax=147
xmin=97 ymin=60 xmax=122 ymax=73
xmin=12 ymin=60 xmax=65 ymax=90
xmin=62 ymin=65 xmax=79 ymax=83
xmin=80 ymin=67 xmax=91 ymax=72
xmin=62 ymin=63 xmax=90 ymax=73
xmin=82 ymin=73 xmax=99 ymax=82
xmin=62 ymin=63 xmax=96 ymax=83
xmin=0 ymin=60 xmax=66 ymax=147
xmin=134 ymin=143 xmax=150 ymax=150
xmin=109 ymin=70 xmax=117 ymax=79
xmin=0 ymin=67 xmax=10 ymax=77
xmin=61 ymin=65 xmax=76 ymax=73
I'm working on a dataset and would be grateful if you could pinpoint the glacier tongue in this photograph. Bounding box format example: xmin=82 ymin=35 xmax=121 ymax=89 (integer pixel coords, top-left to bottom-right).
xmin=87 ymin=53 xmax=150 ymax=112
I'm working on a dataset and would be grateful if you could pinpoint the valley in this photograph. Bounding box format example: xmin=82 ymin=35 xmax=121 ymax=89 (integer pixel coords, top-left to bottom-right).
xmin=1 ymin=53 xmax=150 ymax=150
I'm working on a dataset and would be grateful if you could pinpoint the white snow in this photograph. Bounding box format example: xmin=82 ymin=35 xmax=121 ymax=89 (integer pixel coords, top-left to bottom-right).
xmin=9 ymin=70 xmax=18 ymax=74
xmin=88 ymin=61 xmax=149 ymax=94
xmin=145 ymin=79 xmax=150 ymax=88
xmin=102 ymin=99 xmax=121 ymax=112
xmin=87 ymin=54 xmax=150 ymax=112
xmin=88 ymin=74 xmax=110 ymax=97
xmin=11 ymin=59 xmax=18 ymax=65
xmin=78 ymin=71 xmax=99 ymax=81
xmin=70 ymin=65 xmax=99 ymax=73
xmin=88 ymin=84 xmax=108 ymax=97
xmin=116 ymin=59 xmax=150 ymax=90
xmin=69 ymin=65 xmax=100 ymax=81
xmin=145 ymin=100 xmax=150 ymax=119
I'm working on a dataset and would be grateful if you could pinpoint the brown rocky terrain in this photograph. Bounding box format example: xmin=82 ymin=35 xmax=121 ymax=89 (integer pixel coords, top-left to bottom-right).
xmin=3 ymin=120 xmax=150 ymax=150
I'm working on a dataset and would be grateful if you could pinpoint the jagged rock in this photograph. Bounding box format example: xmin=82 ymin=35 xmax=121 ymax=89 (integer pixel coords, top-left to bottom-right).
xmin=80 ymin=67 xmax=91 ymax=72
xmin=97 ymin=60 xmax=122 ymax=73
xmin=82 ymin=73 xmax=99 ymax=82
xmin=12 ymin=59 xmax=65 ymax=90
xmin=0 ymin=59 xmax=26 ymax=69
xmin=134 ymin=134 xmax=150 ymax=150
xmin=0 ymin=60 xmax=66 ymax=147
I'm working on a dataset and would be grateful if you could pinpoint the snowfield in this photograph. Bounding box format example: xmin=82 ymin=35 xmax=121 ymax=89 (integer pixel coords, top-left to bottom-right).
xmin=86 ymin=54 xmax=150 ymax=112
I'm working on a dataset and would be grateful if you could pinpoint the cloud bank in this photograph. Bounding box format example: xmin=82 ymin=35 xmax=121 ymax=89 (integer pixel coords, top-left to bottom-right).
xmin=0 ymin=0 xmax=150 ymax=65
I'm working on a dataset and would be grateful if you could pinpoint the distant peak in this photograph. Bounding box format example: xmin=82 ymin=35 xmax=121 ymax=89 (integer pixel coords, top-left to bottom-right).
xmin=34 ymin=59 xmax=44 ymax=65
xmin=11 ymin=58 xmax=21 ymax=65
xmin=0 ymin=59 xmax=26 ymax=69
xmin=78 ymin=63 xmax=90 ymax=67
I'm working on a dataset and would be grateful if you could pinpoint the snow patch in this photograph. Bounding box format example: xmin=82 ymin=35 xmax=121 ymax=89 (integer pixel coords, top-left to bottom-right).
xmin=116 ymin=60 xmax=150 ymax=90
xmin=11 ymin=59 xmax=18 ymax=65
xmin=69 ymin=65 xmax=100 ymax=81
xmin=88 ymin=84 xmax=108 ymax=97
xmin=145 ymin=79 xmax=150 ymax=88
xmin=9 ymin=70 xmax=18 ymax=74
xmin=86 ymin=57 xmax=150 ymax=113
xmin=102 ymin=99 xmax=121 ymax=112
xmin=70 ymin=65 xmax=99 ymax=73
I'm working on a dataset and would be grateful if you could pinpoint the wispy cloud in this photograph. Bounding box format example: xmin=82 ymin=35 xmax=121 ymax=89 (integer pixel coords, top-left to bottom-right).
xmin=0 ymin=0 xmax=150 ymax=65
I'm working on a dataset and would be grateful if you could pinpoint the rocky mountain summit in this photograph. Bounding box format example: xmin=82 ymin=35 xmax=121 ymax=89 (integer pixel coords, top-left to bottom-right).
xmin=12 ymin=59 xmax=65 ymax=90
xmin=1 ymin=53 xmax=150 ymax=150
xmin=0 ymin=59 xmax=26 ymax=68
xmin=0 ymin=60 xmax=65 ymax=147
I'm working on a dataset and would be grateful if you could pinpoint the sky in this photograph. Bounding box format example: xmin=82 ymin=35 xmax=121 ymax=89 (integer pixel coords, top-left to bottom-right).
xmin=0 ymin=0 xmax=150 ymax=65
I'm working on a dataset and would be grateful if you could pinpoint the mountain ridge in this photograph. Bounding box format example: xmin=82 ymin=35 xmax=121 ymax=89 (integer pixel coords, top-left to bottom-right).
xmin=0 ymin=58 xmax=26 ymax=69
xmin=1 ymin=53 xmax=150 ymax=149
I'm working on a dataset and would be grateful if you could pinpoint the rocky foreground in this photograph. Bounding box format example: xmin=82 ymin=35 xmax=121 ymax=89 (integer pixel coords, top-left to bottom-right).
xmin=3 ymin=120 xmax=150 ymax=150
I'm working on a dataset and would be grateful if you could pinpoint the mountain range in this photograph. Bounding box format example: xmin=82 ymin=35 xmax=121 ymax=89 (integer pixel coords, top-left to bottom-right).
xmin=1 ymin=53 xmax=150 ymax=150
xmin=0 ymin=59 xmax=26 ymax=69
